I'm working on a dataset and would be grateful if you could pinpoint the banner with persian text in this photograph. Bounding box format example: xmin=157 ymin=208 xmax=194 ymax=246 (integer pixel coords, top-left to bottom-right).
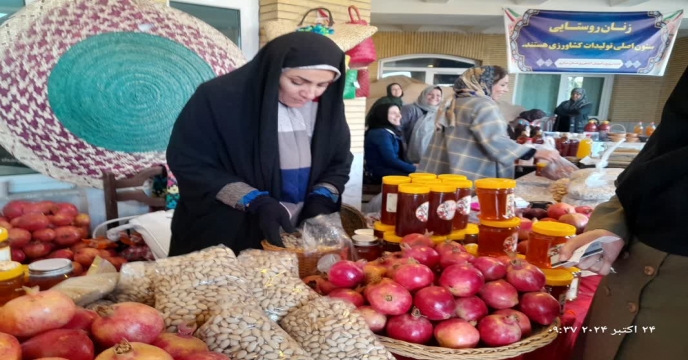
xmin=504 ymin=9 xmax=683 ymax=75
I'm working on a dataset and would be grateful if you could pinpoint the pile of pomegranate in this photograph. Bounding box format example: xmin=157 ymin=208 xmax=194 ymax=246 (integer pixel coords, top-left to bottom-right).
xmin=3 ymin=200 xmax=127 ymax=271
xmin=516 ymin=202 xmax=592 ymax=254
xmin=304 ymin=233 xmax=561 ymax=349
xmin=0 ymin=286 xmax=231 ymax=360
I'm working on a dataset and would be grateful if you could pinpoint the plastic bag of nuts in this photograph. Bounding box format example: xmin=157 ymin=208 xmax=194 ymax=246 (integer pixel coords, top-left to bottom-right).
xmin=196 ymin=301 xmax=313 ymax=360
xmin=280 ymin=297 xmax=396 ymax=360
xmin=107 ymin=261 xmax=156 ymax=306
xmin=154 ymin=245 xmax=253 ymax=332
xmin=237 ymin=250 xmax=319 ymax=322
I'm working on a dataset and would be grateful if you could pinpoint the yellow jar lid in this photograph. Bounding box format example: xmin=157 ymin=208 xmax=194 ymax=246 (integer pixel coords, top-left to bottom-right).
xmin=542 ymin=268 xmax=574 ymax=286
xmin=475 ymin=178 xmax=517 ymax=190
xmin=443 ymin=179 xmax=474 ymax=189
xmin=568 ymin=266 xmax=581 ymax=274
xmin=409 ymin=173 xmax=437 ymax=179
xmin=431 ymin=235 xmax=448 ymax=243
xmin=532 ymin=221 xmax=576 ymax=237
xmin=398 ymin=183 xmax=430 ymax=195
xmin=382 ymin=176 xmax=411 ymax=186
xmin=412 ymin=178 xmax=441 ymax=184
xmin=374 ymin=221 xmax=395 ymax=232
xmin=0 ymin=227 xmax=7 ymax=242
xmin=448 ymin=230 xmax=465 ymax=240
xmin=464 ymin=243 xmax=478 ymax=256
xmin=537 ymin=161 xmax=549 ymax=168
xmin=383 ymin=231 xmax=403 ymax=243
xmin=517 ymin=254 xmax=526 ymax=260
xmin=479 ymin=217 xmax=521 ymax=229
xmin=430 ymin=184 xmax=457 ymax=193
xmin=465 ymin=223 xmax=479 ymax=235
xmin=438 ymin=174 xmax=467 ymax=181
xmin=0 ymin=260 xmax=25 ymax=281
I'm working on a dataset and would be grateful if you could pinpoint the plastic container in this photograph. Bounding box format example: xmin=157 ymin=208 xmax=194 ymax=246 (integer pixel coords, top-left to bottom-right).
xmin=352 ymin=235 xmax=382 ymax=262
xmin=645 ymin=122 xmax=656 ymax=136
xmin=373 ymin=221 xmax=395 ymax=240
xmin=444 ymin=179 xmax=473 ymax=231
xmin=408 ymin=173 xmax=437 ymax=180
xmin=26 ymin=259 xmax=74 ymax=291
xmin=381 ymin=176 xmax=411 ymax=226
xmin=526 ymin=222 xmax=577 ymax=268
xmin=438 ymin=174 xmax=467 ymax=181
xmin=634 ymin=122 xmax=644 ymax=135
xmin=0 ymin=260 xmax=25 ymax=305
xmin=535 ymin=161 xmax=548 ymax=177
xmin=475 ymin=178 xmax=517 ymax=221
xmin=427 ymin=184 xmax=457 ymax=236
xmin=542 ymin=268 xmax=574 ymax=314
xmin=477 ymin=217 xmax=521 ymax=257
xmin=382 ymin=232 xmax=403 ymax=252
xmin=576 ymin=135 xmax=593 ymax=159
xmin=0 ymin=228 xmax=9 ymax=261
xmin=395 ymin=184 xmax=430 ymax=237
xmin=354 ymin=229 xmax=374 ymax=236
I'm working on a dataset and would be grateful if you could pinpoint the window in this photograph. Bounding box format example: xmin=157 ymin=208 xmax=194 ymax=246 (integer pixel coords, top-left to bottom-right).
xmin=378 ymin=55 xmax=479 ymax=86
xmin=513 ymin=74 xmax=614 ymax=120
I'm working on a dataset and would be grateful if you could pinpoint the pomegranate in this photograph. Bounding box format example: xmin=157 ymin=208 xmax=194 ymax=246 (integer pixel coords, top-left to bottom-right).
xmin=517 ymin=240 xmax=529 ymax=255
xmin=506 ymin=259 xmax=546 ymax=292
xmin=517 ymin=218 xmax=533 ymax=240
xmin=494 ymin=309 xmax=532 ymax=337
xmin=328 ymin=288 xmax=365 ymax=307
xmin=391 ymin=260 xmax=435 ymax=292
xmin=413 ymin=286 xmax=455 ymax=321
xmin=356 ymin=306 xmax=387 ymax=333
xmin=51 ymin=203 xmax=79 ymax=218
xmin=454 ymin=296 xmax=489 ymax=323
xmin=435 ymin=240 xmax=466 ymax=256
xmin=379 ymin=252 xmax=406 ymax=276
xmin=72 ymin=261 xmax=85 ymax=276
xmin=14 ymin=213 xmax=50 ymax=231
xmin=54 ymin=226 xmax=83 ymax=247
xmin=3 ymin=200 xmax=28 ymax=219
xmin=10 ymin=248 xmax=25 ymax=263
xmin=520 ymin=292 xmax=560 ymax=326
xmin=177 ymin=353 xmax=231 ymax=360
xmin=49 ymin=213 xmax=74 ymax=227
xmin=495 ymin=255 xmax=513 ymax=266
xmin=400 ymin=233 xmax=433 ymax=248
xmin=0 ymin=287 xmax=76 ymax=337
xmin=385 ymin=309 xmax=434 ymax=344
xmin=152 ymin=322 xmax=208 ymax=359
xmin=95 ymin=340 xmax=172 ymax=360
xmin=21 ymin=329 xmax=94 ymax=360
xmin=91 ymin=302 xmax=165 ymax=347
xmin=8 ymin=228 xmax=31 ymax=248
xmin=434 ymin=318 xmax=480 ymax=349
xmin=327 ymin=260 xmax=365 ymax=288
xmin=362 ymin=261 xmax=387 ymax=284
xmin=478 ymin=314 xmax=522 ymax=347
xmin=472 ymin=256 xmax=507 ymax=281
xmin=478 ymin=280 xmax=519 ymax=310
xmin=74 ymin=248 xmax=101 ymax=268
xmin=0 ymin=332 xmax=21 ymax=360
xmin=62 ymin=308 xmax=99 ymax=332
xmin=26 ymin=201 xmax=56 ymax=215
xmin=0 ymin=219 xmax=12 ymax=230
xmin=439 ymin=248 xmax=475 ymax=269
xmin=74 ymin=214 xmax=91 ymax=227
xmin=439 ymin=264 xmax=485 ymax=297
xmin=558 ymin=213 xmax=589 ymax=234
xmin=48 ymin=249 xmax=75 ymax=261
xmin=364 ymin=278 xmax=413 ymax=315
xmin=547 ymin=203 xmax=574 ymax=220
xmin=23 ymin=241 xmax=53 ymax=259
xmin=401 ymin=244 xmax=440 ymax=268
xmin=575 ymin=206 xmax=594 ymax=218
xmin=32 ymin=228 xmax=55 ymax=242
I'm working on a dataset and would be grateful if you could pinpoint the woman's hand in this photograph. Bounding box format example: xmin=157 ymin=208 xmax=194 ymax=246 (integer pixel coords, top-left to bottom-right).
xmin=534 ymin=149 xmax=560 ymax=163
xmin=247 ymin=196 xmax=294 ymax=247
xmin=559 ymin=229 xmax=625 ymax=275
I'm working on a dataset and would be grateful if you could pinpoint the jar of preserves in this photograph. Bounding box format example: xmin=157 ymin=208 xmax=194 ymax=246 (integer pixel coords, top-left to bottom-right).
xmin=567 ymin=267 xmax=582 ymax=301
xmin=448 ymin=229 xmax=466 ymax=242
xmin=380 ymin=176 xmax=411 ymax=226
xmin=382 ymin=232 xmax=403 ymax=252
xmin=464 ymin=224 xmax=479 ymax=244
xmin=475 ymin=178 xmax=516 ymax=221
xmin=542 ymin=268 xmax=574 ymax=314
xmin=535 ymin=161 xmax=548 ymax=177
xmin=352 ymin=235 xmax=383 ymax=262
xmin=0 ymin=260 xmax=25 ymax=305
xmin=395 ymin=184 xmax=430 ymax=237
xmin=27 ymin=259 xmax=74 ymax=290
xmin=0 ymin=227 xmax=9 ymax=261
xmin=526 ymin=221 xmax=577 ymax=268
xmin=427 ymin=184 xmax=457 ymax=236
xmin=478 ymin=217 xmax=521 ymax=257
xmin=373 ymin=221 xmax=395 ymax=240
xmin=354 ymin=228 xmax=374 ymax=237
xmin=430 ymin=235 xmax=448 ymax=246
xmin=444 ymin=179 xmax=473 ymax=230
xmin=408 ymin=173 xmax=437 ymax=181
xmin=438 ymin=174 xmax=467 ymax=181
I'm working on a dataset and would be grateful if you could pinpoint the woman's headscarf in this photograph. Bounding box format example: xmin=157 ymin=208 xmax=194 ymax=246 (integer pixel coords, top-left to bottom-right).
xmin=415 ymin=86 xmax=442 ymax=112
xmin=560 ymin=88 xmax=590 ymax=111
xmin=367 ymin=103 xmax=402 ymax=135
xmin=365 ymin=83 xmax=404 ymax=126
xmin=386 ymin=83 xmax=403 ymax=98
xmin=406 ymin=86 xmax=442 ymax=162
xmin=453 ymin=66 xmax=497 ymax=98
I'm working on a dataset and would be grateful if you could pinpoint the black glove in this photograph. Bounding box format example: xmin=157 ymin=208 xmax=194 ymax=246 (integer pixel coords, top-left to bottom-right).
xmin=247 ymin=196 xmax=295 ymax=247
xmin=299 ymin=194 xmax=339 ymax=223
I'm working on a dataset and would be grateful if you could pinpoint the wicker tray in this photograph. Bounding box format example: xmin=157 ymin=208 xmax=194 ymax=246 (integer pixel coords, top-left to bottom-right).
xmin=377 ymin=318 xmax=559 ymax=360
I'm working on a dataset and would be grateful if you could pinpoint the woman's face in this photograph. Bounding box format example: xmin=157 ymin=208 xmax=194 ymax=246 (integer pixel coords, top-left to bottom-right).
xmin=390 ymin=84 xmax=403 ymax=98
xmin=491 ymin=75 xmax=510 ymax=100
xmin=279 ymin=69 xmax=337 ymax=107
xmin=571 ymin=92 xmax=583 ymax=101
xmin=426 ymin=89 xmax=442 ymax=106
xmin=387 ymin=106 xmax=402 ymax=126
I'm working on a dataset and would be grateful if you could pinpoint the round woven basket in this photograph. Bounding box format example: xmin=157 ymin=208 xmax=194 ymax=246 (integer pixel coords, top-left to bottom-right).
xmin=377 ymin=318 xmax=560 ymax=360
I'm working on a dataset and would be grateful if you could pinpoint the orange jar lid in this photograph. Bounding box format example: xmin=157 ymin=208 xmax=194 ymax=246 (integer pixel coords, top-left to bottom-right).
xmin=448 ymin=230 xmax=466 ymax=240
xmin=443 ymin=179 xmax=474 ymax=189
xmin=374 ymin=221 xmax=395 ymax=232
xmin=542 ymin=268 xmax=574 ymax=286
xmin=382 ymin=176 xmax=411 ymax=186
xmin=479 ymin=217 xmax=521 ymax=229
xmin=0 ymin=261 xmax=24 ymax=281
xmin=532 ymin=222 xmax=576 ymax=237
xmin=409 ymin=173 xmax=437 ymax=179
xmin=438 ymin=174 xmax=467 ymax=181
xmin=465 ymin=223 xmax=479 ymax=235
xmin=430 ymin=184 xmax=457 ymax=193
xmin=475 ymin=178 xmax=517 ymax=190
xmin=398 ymin=184 xmax=430 ymax=195
xmin=464 ymin=243 xmax=478 ymax=256
xmin=383 ymin=231 xmax=403 ymax=243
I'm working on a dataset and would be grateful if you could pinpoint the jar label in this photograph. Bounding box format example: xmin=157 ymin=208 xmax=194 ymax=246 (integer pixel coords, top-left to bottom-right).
xmin=502 ymin=233 xmax=517 ymax=254
xmin=458 ymin=195 xmax=471 ymax=216
xmin=386 ymin=193 xmax=398 ymax=213
xmin=0 ymin=247 xmax=10 ymax=261
xmin=437 ymin=200 xmax=457 ymax=221
xmin=415 ymin=201 xmax=429 ymax=223
xmin=567 ymin=277 xmax=580 ymax=301
xmin=506 ymin=193 xmax=516 ymax=218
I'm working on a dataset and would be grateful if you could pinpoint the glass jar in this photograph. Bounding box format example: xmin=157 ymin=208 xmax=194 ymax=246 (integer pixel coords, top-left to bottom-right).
xmin=464 ymin=224 xmax=479 ymax=244
xmin=373 ymin=221 xmax=395 ymax=240
xmin=27 ymin=259 xmax=74 ymax=290
xmin=567 ymin=267 xmax=582 ymax=302
xmin=444 ymin=180 xmax=473 ymax=230
xmin=0 ymin=260 xmax=25 ymax=305
xmin=354 ymin=229 xmax=374 ymax=237
xmin=542 ymin=268 xmax=574 ymax=314
xmin=535 ymin=161 xmax=548 ymax=177
xmin=352 ymin=235 xmax=383 ymax=262
xmin=381 ymin=176 xmax=411 ymax=226
xmin=395 ymin=184 xmax=430 ymax=237
xmin=438 ymin=174 xmax=467 ymax=181
xmin=526 ymin=222 xmax=577 ymax=268
xmin=382 ymin=232 xmax=403 ymax=253
xmin=427 ymin=184 xmax=457 ymax=236
xmin=475 ymin=178 xmax=517 ymax=221
xmin=0 ymin=227 xmax=9 ymax=261
xmin=478 ymin=217 xmax=521 ymax=257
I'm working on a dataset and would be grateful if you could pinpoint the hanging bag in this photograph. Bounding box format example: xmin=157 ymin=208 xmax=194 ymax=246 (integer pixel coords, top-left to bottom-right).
xmin=344 ymin=69 xmax=359 ymax=99
xmin=356 ymin=68 xmax=370 ymax=98
xmin=345 ymin=6 xmax=377 ymax=68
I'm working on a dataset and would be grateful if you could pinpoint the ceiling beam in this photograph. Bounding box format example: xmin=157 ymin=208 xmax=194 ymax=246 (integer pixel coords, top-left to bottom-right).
xmin=609 ymin=0 xmax=650 ymax=6
xmin=512 ymin=0 xmax=549 ymax=5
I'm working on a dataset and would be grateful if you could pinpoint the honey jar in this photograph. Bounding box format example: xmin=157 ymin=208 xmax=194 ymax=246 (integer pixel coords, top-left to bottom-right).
xmin=383 ymin=232 xmax=403 ymax=252
xmin=448 ymin=223 xmax=479 ymax=244
xmin=475 ymin=178 xmax=517 ymax=221
xmin=0 ymin=260 xmax=25 ymax=305
xmin=438 ymin=174 xmax=467 ymax=181
xmin=542 ymin=268 xmax=574 ymax=314
xmin=373 ymin=221 xmax=395 ymax=240
xmin=443 ymin=179 xmax=473 ymax=231
xmin=526 ymin=222 xmax=577 ymax=268
xmin=408 ymin=173 xmax=437 ymax=180
xmin=427 ymin=184 xmax=458 ymax=236
xmin=395 ymin=184 xmax=430 ymax=237
xmin=352 ymin=235 xmax=382 ymax=262
xmin=478 ymin=217 xmax=521 ymax=257
xmin=27 ymin=258 xmax=74 ymax=290
xmin=380 ymin=176 xmax=411 ymax=226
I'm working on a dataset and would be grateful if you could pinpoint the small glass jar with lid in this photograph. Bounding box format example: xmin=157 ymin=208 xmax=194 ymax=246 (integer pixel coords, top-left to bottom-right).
xmin=478 ymin=217 xmax=521 ymax=257
xmin=427 ymin=184 xmax=457 ymax=236
xmin=443 ymin=179 xmax=473 ymax=231
xmin=438 ymin=174 xmax=467 ymax=181
xmin=352 ymin=235 xmax=383 ymax=262
xmin=526 ymin=221 xmax=577 ymax=268
xmin=542 ymin=268 xmax=574 ymax=314
xmin=382 ymin=232 xmax=403 ymax=252
xmin=0 ymin=227 xmax=10 ymax=261
xmin=373 ymin=221 xmax=395 ymax=240
xmin=27 ymin=259 xmax=74 ymax=290
xmin=395 ymin=184 xmax=430 ymax=237
xmin=0 ymin=260 xmax=25 ymax=305
xmin=380 ymin=175 xmax=411 ymax=226
xmin=475 ymin=178 xmax=517 ymax=221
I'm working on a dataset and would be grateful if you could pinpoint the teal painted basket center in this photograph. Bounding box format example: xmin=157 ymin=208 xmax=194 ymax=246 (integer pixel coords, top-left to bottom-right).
xmin=48 ymin=32 xmax=215 ymax=153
